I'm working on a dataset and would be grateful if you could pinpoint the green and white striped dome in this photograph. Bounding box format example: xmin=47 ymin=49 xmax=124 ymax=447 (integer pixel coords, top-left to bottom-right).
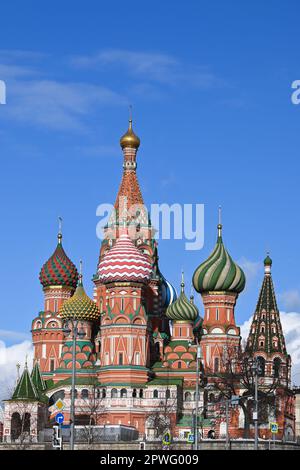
xmin=192 ymin=224 xmax=246 ymax=294
xmin=166 ymin=274 xmax=199 ymax=322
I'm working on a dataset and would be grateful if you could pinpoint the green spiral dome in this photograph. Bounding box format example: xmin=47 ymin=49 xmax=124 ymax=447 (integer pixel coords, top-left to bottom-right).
xmin=192 ymin=224 xmax=246 ymax=294
xmin=166 ymin=276 xmax=199 ymax=322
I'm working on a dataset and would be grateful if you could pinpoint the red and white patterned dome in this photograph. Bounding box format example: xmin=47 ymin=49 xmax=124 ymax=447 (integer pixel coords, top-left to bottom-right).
xmin=98 ymin=232 xmax=152 ymax=284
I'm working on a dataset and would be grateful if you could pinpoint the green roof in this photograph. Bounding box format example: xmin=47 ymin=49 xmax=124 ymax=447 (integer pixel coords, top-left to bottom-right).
xmin=12 ymin=365 xmax=40 ymax=401
xmin=148 ymin=377 xmax=183 ymax=386
xmin=31 ymin=362 xmax=46 ymax=392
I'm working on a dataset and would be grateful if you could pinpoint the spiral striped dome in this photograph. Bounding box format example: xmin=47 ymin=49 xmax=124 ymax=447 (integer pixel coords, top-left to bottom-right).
xmin=60 ymin=278 xmax=100 ymax=321
xmin=98 ymin=231 xmax=152 ymax=284
xmin=166 ymin=278 xmax=199 ymax=322
xmin=160 ymin=272 xmax=177 ymax=309
xmin=192 ymin=225 xmax=246 ymax=294
xmin=39 ymin=234 xmax=78 ymax=289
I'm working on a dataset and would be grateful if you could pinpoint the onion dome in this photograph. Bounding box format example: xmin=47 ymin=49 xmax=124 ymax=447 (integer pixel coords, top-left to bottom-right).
xmin=39 ymin=232 xmax=78 ymax=289
xmin=264 ymin=253 xmax=272 ymax=267
xmin=160 ymin=271 xmax=177 ymax=309
xmin=60 ymin=274 xmax=100 ymax=321
xmin=192 ymin=222 xmax=246 ymax=294
xmin=120 ymin=119 xmax=140 ymax=150
xmin=166 ymin=273 xmax=199 ymax=322
xmin=98 ymin=230 xmax=152 ymax=284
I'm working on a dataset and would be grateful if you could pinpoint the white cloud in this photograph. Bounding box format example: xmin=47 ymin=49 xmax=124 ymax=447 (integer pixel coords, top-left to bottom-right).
xmin=5 ymin=80 xmax=127 ymax=131
xmin=0 ymin=340 xmax=33 ymax=404
xmin=0 ymin=330 xmax=31 ymax=342
xmin=279 ymin=289 xmax=300 ymax=311
xmin=71 ymin=49 xmax=222 ymax=89
xmin=238 ymin=257 xmax=261 ymax=285
xmin=240 ymin=311 xmax=300 ymax=385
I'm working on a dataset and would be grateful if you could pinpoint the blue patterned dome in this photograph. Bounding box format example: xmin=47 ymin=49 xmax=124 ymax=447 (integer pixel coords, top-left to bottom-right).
xmin=159 ymin=271 xmax=177 ymax=309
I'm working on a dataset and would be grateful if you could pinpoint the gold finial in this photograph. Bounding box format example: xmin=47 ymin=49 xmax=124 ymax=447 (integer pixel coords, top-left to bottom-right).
xmin=58 ymin=216 xmax=63 ymax=243
xmin=120 ymin=108 xmax=140 ymax=150
xmin=217 ymin=205 xmax=222 ymax=238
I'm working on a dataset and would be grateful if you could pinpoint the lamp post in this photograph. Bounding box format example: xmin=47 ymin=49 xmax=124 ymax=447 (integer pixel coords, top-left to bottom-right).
xmin=63 ymin=319 xmax=86 ymax=450
xmin=251 ymin=357 xmax=261 ymax=451
xmin=194 ymin=341 xmax=202 ymax=451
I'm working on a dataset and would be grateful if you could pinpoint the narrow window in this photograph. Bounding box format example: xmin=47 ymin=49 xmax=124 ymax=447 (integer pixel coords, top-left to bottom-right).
xmin=121 ymin=298 xmax=125 ymax=311
xmin=216 ymin=308 xmax=219 ymax=321
xmin=227 ymin=309 xmax=230 ymax=322
xmin=119 ymin=353 xmax=123 ymax=365
xmin=50 ymin=358 xmax=55 ymax=371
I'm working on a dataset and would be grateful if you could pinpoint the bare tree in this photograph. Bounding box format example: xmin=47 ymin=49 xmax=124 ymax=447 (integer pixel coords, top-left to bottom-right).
xmin=76 ymin=380 xmax=106 ymax=447
xmin=146 ymin=386 xmax=178 ymax=447
xmin=205 ymin=344 xmax=280 ymax=438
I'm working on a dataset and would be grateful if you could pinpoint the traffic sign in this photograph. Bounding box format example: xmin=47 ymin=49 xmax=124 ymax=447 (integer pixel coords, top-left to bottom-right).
xmin=55 ymin=412 xmax=64 ymax=425
xmin=187 ymin=432 xmax=195 ymax=444
xmin=162 ymin=431 xmax=171 ymax=446
xmin=55 ymin=399 xmax=65 ymax=411
xmin=270 ymin=422 xmax=278 ymax=434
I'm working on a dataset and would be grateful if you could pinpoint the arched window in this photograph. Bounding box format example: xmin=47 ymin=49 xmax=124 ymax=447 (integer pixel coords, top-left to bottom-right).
xmin=153 ymin=389 xmax=158 ymax=398
xmin=273 ymin=358 xmax=281 ymax=378
xmin=261 ymin=327 xmax=265 ymax=333
xmin=214 ymin=357 xmax=219 ymax=372
xmin=178 ymin=361 xmax=182 ymax=369
xmin=96 ymin=388 xmax=101 ymax=399
xmin=111 ymin=388 xmax=118 ymax=398
xmin=257 ymin=357 xmax=265 ymax=377
xmin=132 ymin=388 xmax=137 ymax=398
xmin=11 ymin=412 xmax=22 ymax=441
xmin=184 ymin=391 xmax=192 ymax=402
xmin=102 ymin=388 xmax=106 ymax=398
xmin=81 ymin=389 xmax=89 ymax=399
xmin=121 ymin=388 xmax=127 ymax=398
xmin=74 ymin=389 xmax=78 ymax=399
xmin=166 ymin=389 xmax=171 ymax=400
xmin=139 ymin=389 xmax=143 ymax=398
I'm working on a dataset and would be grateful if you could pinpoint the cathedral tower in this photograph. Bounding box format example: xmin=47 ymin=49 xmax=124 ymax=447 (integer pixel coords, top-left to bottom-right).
xmin=32 ymin=226 xmax=78 ymax=374
xmin=192 ymin=217 xmax=245 ymax=373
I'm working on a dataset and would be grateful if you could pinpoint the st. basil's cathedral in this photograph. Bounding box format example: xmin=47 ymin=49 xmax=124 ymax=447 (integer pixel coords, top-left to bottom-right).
xmin=2 ymin=119 xmax=295 ymax=444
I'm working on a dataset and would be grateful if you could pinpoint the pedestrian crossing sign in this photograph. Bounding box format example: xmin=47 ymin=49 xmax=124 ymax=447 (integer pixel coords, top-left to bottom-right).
xmin=270 ymin=422 xmax=278 ymax=434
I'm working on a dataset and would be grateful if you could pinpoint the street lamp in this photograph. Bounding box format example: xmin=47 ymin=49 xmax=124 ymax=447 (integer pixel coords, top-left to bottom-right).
xmin=194 ymin=341 xmax=202 ymax=451
xmin=251 ymin=357 xmax=261 ymax=451
xmin=63 ymin=319 xmax=86 ymax=450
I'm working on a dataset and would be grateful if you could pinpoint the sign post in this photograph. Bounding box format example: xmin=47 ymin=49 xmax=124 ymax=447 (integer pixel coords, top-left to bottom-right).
xmin=270 ymin=422 xmax=278 ymax=450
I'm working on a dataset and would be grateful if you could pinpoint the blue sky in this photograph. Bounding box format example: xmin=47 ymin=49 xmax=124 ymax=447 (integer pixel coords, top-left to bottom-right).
xmin=0 ymin=0 xmax=300 ymax=369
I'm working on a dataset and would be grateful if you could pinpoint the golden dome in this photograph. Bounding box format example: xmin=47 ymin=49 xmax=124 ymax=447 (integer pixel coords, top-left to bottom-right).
xmin=60 ymin=278 xmax=100 ymax=321
xmin=120 ymin=119 xmax=140 ymax=150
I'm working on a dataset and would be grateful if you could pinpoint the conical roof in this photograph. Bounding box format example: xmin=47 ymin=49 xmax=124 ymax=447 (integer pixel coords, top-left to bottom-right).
xmin=12 ymin=364 xmax=39 ymax=401
xmin=31 ymin=362 xmax=46 ymax=392
xmin=246 ymin=256 xmax=287 ymax=355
